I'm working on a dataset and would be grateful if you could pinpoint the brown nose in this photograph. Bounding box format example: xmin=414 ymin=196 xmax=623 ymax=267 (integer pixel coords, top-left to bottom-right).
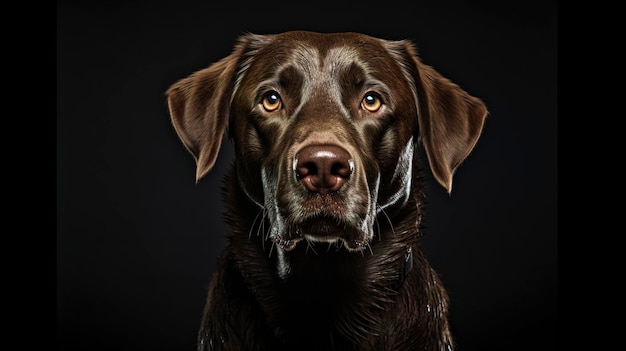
xmin=295 ymin=145 xmax=353 ymax=194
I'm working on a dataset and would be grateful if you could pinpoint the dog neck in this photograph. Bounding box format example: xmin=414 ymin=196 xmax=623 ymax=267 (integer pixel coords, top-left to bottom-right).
xmin=211 ymin=163 xmax=456 ymax=348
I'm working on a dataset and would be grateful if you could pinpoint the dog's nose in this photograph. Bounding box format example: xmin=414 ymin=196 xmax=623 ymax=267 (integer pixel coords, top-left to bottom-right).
xmin=295 ymin=145 xmax=353 ymax=194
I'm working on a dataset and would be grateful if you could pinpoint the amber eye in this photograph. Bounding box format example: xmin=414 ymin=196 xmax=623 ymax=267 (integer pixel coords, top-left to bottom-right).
xmin=361 ymin=92 xmax=382 ymax=112
xmin=261 ymin=91 xmax=282 ymax=112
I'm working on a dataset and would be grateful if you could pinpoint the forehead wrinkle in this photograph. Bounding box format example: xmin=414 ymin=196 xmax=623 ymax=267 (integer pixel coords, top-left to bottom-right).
xmin=323 ymin=46 xmax=367 ymax=76
xmin=288 ymin=45 xmax=320 ymax=77
xmin=321 ymin=46 xmax=368 ymax=118
xmin=286 ymin=45 xmax=320 ymax=118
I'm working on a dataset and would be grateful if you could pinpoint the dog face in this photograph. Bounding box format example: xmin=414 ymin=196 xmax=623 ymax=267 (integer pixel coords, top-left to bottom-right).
xmin=167 ymin=30 xmax=486 ymax=269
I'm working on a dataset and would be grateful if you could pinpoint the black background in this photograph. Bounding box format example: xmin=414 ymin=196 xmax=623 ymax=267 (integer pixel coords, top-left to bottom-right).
xmin=57 ymin=1 xmax=557 ymax=350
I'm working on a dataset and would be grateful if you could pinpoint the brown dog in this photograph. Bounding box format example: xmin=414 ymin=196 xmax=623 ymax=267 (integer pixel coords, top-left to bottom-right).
xmin=166 ymin=31 xmax=487 ymax=351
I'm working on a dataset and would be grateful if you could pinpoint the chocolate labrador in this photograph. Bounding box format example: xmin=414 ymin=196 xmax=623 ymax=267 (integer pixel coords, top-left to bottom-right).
xmin=166 ymin=31 xmax=488 ymax=351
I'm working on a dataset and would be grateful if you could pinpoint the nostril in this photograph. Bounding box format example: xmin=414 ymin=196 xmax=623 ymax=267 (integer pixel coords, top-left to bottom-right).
xmin=294 ymin=144 xmax=353 ymax=194
xmin=295 ymin=161 xmax=317 ymax=179
xmin=331 ymin=159 xmax=353 ymax=178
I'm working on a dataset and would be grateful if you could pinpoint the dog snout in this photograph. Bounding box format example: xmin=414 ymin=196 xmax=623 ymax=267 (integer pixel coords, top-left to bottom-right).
xmin=294 ymin=145 xmax=353 ymax=194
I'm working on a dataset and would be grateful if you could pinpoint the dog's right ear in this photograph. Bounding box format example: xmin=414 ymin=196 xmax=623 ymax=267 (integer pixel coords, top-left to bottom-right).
xmin=166 ymin=40 xmax=247 ymax=183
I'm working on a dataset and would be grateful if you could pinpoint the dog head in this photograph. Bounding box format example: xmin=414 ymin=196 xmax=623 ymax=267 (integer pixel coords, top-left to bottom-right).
xmin=167 ymin=31 xmax=487 ymax=257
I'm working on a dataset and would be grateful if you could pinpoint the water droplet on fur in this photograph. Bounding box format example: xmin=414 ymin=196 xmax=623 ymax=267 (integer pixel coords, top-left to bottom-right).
xmin=354 ymin=240 xmax=366 ymax=248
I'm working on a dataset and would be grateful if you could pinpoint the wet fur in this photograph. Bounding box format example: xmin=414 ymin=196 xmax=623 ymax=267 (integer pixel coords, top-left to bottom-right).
xmin=166 ymin=31 xmax=488 ymax=351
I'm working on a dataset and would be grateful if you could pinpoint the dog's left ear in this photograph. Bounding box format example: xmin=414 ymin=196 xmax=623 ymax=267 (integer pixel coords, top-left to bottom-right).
xmin=400 ymin=42 xmax=488 ymax=194
xmin=166 ymin=39 xmax=249 ymax=183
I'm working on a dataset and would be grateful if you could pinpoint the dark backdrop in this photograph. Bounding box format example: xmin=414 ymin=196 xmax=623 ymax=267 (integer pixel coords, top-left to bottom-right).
xmin=57 ymin=1 xmax=557 ymax=350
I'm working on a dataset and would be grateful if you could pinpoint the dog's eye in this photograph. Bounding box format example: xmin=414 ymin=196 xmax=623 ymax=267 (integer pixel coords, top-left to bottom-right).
xmin=261 ymin=91 xmax=282 ymax=112
xmin=361 ymin=93 xmax=382 ymax=112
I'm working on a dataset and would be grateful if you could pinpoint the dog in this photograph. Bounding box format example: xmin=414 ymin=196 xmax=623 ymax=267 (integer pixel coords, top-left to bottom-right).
xmin=166 ymin=30 xmax=487 ymax=351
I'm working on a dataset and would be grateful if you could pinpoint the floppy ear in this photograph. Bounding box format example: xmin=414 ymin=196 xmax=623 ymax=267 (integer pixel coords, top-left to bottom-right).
xmin=404 ymin=43 xmax=488 ymax=194
xmin=165 ymin=40 xmax=247 ymax=183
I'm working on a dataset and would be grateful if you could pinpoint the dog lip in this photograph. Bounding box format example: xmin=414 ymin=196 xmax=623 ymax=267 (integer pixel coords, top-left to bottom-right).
xmin=272 ymin=234 xmax=367 ymax=253
xmin=292 ymin=217 xmax=369 ymax=251
xmin=272 ymin=236 xmax=302 ymax=251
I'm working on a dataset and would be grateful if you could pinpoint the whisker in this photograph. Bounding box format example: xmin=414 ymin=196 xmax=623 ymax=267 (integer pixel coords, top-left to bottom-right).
xmin=259 ymin=209 xmax=269 ymax=252
xmin=260 ymin=210 xmax=266 ymax=237
xmin=377 ymin=204 xmax=395 ymax=237
xmin=268 ymin=240 xmax=275 ymax=258
xmin=375 ymin=216 xmax=381 ymax=241
xmin=256 ymin=208 xmax=267 ymax=240
xmin=336 ymin=240 xmax=343 ymax=252
xmin=306 ymin=240 xmax=318 ymax=255
xmin=261 ymin=209 xmax=268 ymax=239
xmin=249 ymin=208 xmax=264 ymax=239
xmin=366 ymin=242 xmax=374 ymax=256
xmin=264 ymin=223 xmax=274 ymax=253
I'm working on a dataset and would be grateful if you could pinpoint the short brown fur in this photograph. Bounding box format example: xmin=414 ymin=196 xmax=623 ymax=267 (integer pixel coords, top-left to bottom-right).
xmin=166 ymin=31 xmax=488 ymax=351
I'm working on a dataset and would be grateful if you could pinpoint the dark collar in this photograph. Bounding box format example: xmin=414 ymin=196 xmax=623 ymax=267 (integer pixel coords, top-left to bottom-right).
xmin=393 ymin=246 xmax=413 ymax=290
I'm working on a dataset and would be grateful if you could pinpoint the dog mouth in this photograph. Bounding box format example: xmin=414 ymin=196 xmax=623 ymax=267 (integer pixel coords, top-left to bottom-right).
xmin=272 ymin=215 xmax=370 ymax=252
